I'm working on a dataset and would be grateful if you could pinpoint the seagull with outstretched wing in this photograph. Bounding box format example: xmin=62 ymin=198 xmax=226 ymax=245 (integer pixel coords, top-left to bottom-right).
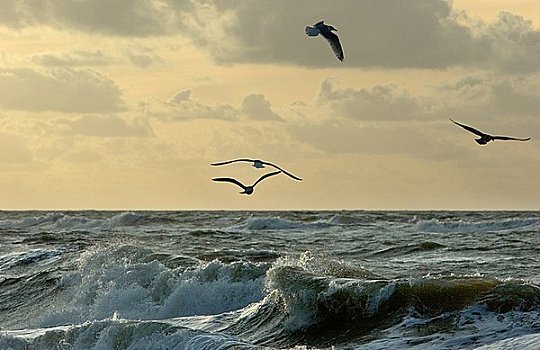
xmin=450 ymin=118 xmax=531 ymax=145
xmin=212 ymin=171 xmax=281 ymax=195
xmin=305 ymin=20 xmax=344 ymax=62
xmin=211 ymin=158 xmax=302 ymax=181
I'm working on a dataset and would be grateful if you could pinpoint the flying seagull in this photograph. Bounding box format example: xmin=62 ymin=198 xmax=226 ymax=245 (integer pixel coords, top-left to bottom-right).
xmin=211 ymin=158 xmax=302 ymax=181
xmin=305 ymin=20 xmax=344 ymax=61
xmin=212 ymin=171 xmax=281 ymax=195
xmin=450 ymin=118 xmax=531 ymax=145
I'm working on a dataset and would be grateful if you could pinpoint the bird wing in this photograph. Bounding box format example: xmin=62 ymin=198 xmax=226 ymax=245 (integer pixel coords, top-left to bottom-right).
xmin=305 ymin=26 xmax=320 ymax=37
xmin=320 ymin=31 xmax=344 ymax=61
xmin=212 ymin=177 xmax=247 ymax=190
xmin=252 ymin=171 xmax=281 ymax=187
xmin=211 ymin=158 xmax=254 ymax=166
xmin=492 ymin=135 xmax=531 ymax=141
xmin=262 ymin=161 xmax=302 ymax=181
xmin=450 ymin=118 xmax=486 ymax=137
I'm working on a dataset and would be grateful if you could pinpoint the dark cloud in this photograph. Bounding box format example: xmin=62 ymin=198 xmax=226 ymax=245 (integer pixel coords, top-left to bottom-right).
xmin=241 ymin=93 xmax=282 ymax=121
xmin=0 ymin=0 xmax=184 ymax=36
xmin=0 ymin=68 xmax=125 ymax=113
xmin=2 ymin=1 xmax=540 ymax=71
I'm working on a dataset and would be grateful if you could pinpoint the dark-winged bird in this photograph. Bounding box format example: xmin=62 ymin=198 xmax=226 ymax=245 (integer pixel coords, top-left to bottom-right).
xmin=212 ymin=171 xmax=281 ymax=195
xmin=450 ymin=118 xmax=531 ymax=145
xmin=211 ymin=158 xmax=302 ymax=181
xmin=305 ymin=20 xmax=344 ymax=61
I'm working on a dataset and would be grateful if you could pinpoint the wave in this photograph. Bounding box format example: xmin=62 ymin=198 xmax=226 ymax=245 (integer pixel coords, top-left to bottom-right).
xmin=34 ymin=246 xmax=267 ymax=328
xmin=0 ymin=212 xmax=174 ymax=232
xmin=414 ymin=216 xmax=540 ymax=233
xmin=0 ymin=249 xmax=63 ymax=272
xmin=372 ymin=241 xmax=446 ymax=257
xmin=0 ymin=319 xmax=262 ymax=350
xmin=223 ymin=253 xmax=540 ymax=348
xmin=231 ymin=215 xmax=348 ymax=231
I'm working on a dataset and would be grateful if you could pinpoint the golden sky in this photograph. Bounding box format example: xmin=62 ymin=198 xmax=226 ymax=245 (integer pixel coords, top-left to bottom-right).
xmin=1 ymin=0 xmax=539 ymax=210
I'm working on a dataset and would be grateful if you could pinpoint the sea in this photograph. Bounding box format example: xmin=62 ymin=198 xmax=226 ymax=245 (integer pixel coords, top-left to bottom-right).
xmin=0 ymin=210 xmax=539 ymax=350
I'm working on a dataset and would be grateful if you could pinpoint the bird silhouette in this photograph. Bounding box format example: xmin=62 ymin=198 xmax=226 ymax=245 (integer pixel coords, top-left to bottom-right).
xmin=305 ymin=20 xmax=344 ymax=61
xmin=211 ymin=158 xmax=302 ymax=181
xmin=212 ymin=171 xmax=281 ymax=195
xmin=450 ymin=118 xmax=531 ymax=145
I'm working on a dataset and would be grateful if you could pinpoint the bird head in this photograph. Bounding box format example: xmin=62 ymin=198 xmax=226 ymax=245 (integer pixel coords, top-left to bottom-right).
xmin=241 ymin=187 xmax=254 ymax=195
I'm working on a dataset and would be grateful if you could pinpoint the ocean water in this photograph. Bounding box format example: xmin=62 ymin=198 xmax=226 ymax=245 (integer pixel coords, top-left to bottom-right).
xmin=0 ymin=211 xmax=539 ymax=350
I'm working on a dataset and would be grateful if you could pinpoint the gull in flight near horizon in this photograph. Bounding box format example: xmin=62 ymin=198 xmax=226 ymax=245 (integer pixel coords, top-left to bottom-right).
xmin=450 ymin=118 xmax=531 ymax=145
xmin=211 ymin=158 xmax=302 ymax=181
xmin=305 ymin=20 xmax=344 ymax=62
xmin=212 ymin=171 xmax=282 ymax=195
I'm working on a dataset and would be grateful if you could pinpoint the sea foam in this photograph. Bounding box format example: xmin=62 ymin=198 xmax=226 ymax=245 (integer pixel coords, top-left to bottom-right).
xmin=35 ymin=246 xmax=267 ymax=327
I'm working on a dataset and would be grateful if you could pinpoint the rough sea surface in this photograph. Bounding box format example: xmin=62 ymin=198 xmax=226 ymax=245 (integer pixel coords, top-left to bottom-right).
xmin=0 ymin=211 xmax=539 ymax=349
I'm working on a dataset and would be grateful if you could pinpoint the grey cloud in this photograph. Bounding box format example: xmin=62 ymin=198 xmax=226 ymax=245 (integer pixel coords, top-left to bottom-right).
xmin=0 ymin=68 xmax=125 ymax=113
xmin=151 ymin=89 xmax=239 ymax=121
xmin=182 ymin=0 xmax=489 ymax=69
xmin=318 ymin=78 xmax=427 ymax=121
xmin=31 ymin=48 xmax=163 ymax=69
xmin=31 ymin=50 xmax=113 ymax=67
xmin=241 ymin=94 xmax=282 ymax=121
xmin=3 ymin=1 xmax=540 ymax=72
xmin=436 ymin=75 xmax=540 ymax=119
xmin=483 ymin=12 xmax=540 ymax=73
xmin=316 ymin=75 xmax=540 ymax=123
xmin=194 ymin=1 xmax=540 ymax=71
xmin=55 ymin=115 xmax=154 ymax=138
xmin=0 ymin=0 xmax=184 ymax=36
xmin=287 ymin=119 xmax=472 ymax=162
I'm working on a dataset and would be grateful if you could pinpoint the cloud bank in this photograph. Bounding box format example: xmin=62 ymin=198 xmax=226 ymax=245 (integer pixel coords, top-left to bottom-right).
xmin=0 ymin=68 xmax=125 ymax=113
xmin=2 ymin=1 xmax=540 ymax=71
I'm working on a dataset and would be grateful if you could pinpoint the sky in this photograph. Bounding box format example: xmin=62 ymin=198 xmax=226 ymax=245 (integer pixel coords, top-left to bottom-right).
xmin=1 ymin=0 xmax=539 ymax=210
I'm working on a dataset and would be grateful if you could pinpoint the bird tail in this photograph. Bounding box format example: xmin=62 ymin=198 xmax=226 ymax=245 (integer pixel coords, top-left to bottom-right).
xmin=305 ymin=26 xmax=319 ymax=36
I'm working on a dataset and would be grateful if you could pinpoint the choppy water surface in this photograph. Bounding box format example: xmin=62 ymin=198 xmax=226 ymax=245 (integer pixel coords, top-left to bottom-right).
xmin=0 ymin=211 xmax=539 ymax=349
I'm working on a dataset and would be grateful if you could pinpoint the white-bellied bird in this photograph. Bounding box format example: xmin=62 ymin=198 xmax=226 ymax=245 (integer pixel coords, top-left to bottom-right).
xmin=305 ymin=20 xmax=344 ymax=62
xmin=211 ymin=158 xmax=302 ymax=181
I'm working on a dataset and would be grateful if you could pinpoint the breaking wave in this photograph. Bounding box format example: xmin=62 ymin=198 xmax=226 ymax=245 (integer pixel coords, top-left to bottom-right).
xmin=414 ymin=216 xmax=540 ymax=233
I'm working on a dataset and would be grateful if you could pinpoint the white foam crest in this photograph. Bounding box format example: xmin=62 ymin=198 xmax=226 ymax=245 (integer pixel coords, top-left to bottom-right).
xmin=475 ymin=333 xmax=540 ymax=350
xmin=36 ymin=248 xmax=266 ymax=327
xmin=414 ymin=217 xmax=540 ymax=233
xmin=0 ymin=319 xmax=260 ymax=350
xmin=360 ymin=305 xmax=540 ymax=350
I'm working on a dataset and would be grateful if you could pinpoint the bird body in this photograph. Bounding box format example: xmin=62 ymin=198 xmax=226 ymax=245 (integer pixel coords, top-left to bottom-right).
xmin=450 ymin=118 xmax=531 ymax=145
xmin=211 ymin=158 xmax=302 ymax=181
xmin=212 ymin=171 xmax=281 ymax=195
xmin=305 ymin=20 xmax=344 ymax=61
